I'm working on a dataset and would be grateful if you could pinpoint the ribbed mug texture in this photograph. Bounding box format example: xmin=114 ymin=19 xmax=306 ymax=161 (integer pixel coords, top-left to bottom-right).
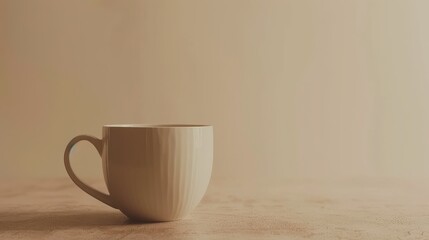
xmin=103 ymin=125 xmax=213 ymax=221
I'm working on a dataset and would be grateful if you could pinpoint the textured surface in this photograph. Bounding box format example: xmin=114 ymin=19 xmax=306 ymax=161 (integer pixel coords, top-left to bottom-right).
xmin=1 ymin=178 xmax=429 ymax=239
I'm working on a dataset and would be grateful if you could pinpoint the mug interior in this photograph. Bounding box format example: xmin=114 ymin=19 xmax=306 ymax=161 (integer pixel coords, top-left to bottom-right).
xmin=103 ymin=124 xmax=211 ymax=128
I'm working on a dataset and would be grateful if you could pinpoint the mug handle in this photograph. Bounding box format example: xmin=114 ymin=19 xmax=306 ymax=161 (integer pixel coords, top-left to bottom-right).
xmin=64 ymin=135 xmax=117 ymax=209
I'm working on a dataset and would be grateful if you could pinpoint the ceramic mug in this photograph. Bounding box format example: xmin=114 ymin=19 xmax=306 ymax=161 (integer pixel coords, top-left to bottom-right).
xmin=64 ymin=124 xmax=213 ymax=221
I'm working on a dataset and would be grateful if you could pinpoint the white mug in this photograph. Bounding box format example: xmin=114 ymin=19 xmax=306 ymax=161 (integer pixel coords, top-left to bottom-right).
xmin=64 ymin=124 xmax=213 ymax=221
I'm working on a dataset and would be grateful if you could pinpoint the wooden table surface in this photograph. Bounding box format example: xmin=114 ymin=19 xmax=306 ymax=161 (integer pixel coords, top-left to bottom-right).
xmin=1 ymin=178 xmax=428 ymax=239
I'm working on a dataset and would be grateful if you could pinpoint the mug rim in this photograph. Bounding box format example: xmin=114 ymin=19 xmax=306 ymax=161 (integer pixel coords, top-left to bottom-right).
xmin=103 ymin=124 xmax=212 ymax=128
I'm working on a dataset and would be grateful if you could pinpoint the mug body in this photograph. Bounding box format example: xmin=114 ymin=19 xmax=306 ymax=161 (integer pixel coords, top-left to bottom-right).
xmin=101 ymin=124 xmax=213 ymax=221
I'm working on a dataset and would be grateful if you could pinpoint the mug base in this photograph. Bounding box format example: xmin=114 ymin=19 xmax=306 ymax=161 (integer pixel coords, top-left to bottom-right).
xmin=120 ymin=209 xmax=186 ymax=222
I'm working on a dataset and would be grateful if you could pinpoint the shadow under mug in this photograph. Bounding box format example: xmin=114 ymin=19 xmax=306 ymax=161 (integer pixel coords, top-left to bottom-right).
xmin=64 ymin=124 xmax=213 ymax=221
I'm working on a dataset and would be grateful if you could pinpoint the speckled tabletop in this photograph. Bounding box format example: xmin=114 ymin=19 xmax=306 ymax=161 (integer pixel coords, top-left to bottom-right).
xmin=1 ymin=178 xmax=428 ymax=239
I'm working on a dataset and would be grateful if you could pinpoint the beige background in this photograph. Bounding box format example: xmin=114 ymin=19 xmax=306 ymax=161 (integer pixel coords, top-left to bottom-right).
xmin=1 ymin=0 xmax=429 ymax=184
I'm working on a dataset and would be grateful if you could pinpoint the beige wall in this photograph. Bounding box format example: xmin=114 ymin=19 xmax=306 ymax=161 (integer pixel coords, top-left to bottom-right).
xmin=1 ymin=0 xmax=429 ymax=183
